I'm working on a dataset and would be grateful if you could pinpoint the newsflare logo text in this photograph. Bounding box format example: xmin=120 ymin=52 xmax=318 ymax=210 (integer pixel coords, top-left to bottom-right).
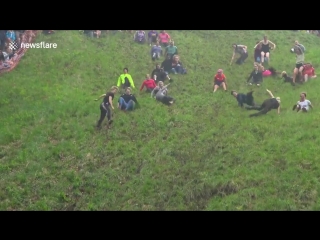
xmin=9 ymin=41 xmax=58 ymax=50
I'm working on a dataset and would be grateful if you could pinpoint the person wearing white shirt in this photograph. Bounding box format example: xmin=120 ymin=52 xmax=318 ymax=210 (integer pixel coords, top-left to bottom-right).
xmin=293 ymin=92 xmax=313 ymax=112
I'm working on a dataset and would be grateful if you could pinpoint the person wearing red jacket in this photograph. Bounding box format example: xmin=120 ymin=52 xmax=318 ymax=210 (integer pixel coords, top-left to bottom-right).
xmin=302 ymin=63 xmax=316 ymax=82
xmin=140 ymin=74 xmax=157 ymax=93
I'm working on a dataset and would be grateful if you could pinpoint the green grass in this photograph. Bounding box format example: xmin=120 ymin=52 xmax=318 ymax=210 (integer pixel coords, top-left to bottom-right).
xmin=1 ymin=30 xmax=320 ymax=210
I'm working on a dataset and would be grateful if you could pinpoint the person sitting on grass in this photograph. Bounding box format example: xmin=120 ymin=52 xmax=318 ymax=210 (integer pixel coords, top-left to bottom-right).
xmin=292 ymin=92 xmax=313 ymax=112
xmin=118 ymin=87 xmax=139 ymax=111
xmin=117 ymin=68 xmax=135 ymax=91
xmin=94 ymin=86 xmax=118 ymax=129
xmin=133 ymin=30 xmax=146 ymax=44
xmin=151 ymin=81 xmax=174 ymax=105
xmin=231 ymin=90 xmax=255 ymax=108
xmin=151 ymin=41 xmax=162 ymax=61
xmin=158 ymin=30 xmax=171 ymax=47
xmin=161 ymin=54 xmax=173 ymax=73
xmin=254 ymin=41 xmax=262 ymax=63
xmin=148 ymin=30 xmax=158 ymax=46
xmin=165 ymin=41 xmax=178 ymax=59
xmin=257 ymin=63 xmax=278 ymax=77
xmin=151 ymin=64 xmax=172 ymax=83
xmin=247 ymin=64 xmax=263 ymax=86
xmin=213 ymin=69 xmax=227 ymax=92
xmin=302 ymin=63 xmax=316 ymax=82
xmin=171 ymin=55 xmax=187 ymax=74
xmin=254 ymin=35 xmax=276 ymax=64
xmin=292 ymin=44 xmax=305 ymax=85
xmin=140 ymin=74 xmax=157 ymax=93
xmin=246 ymin=89 xmax=280 ymax=117
xmin=230 ymin=43 xmax=248 ymax=65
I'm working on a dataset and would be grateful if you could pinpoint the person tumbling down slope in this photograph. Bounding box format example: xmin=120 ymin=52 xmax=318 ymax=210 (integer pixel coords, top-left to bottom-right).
xmin=246 ymin=89 xmax=280 ymax=117
xmin=231 ymin=90 xmax=255 ymax=107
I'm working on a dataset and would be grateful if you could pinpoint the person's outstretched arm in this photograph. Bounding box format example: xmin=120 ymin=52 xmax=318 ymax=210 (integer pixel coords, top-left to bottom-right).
xmin=266 ymin=89 xmax=274 ymax=98
xmin=94 ymin=94 xmax=106 ymax=101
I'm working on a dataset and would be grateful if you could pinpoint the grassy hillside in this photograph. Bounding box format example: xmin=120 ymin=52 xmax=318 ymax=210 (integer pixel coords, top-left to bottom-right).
xmin=1 ymin=30 xmax=320 ymax=210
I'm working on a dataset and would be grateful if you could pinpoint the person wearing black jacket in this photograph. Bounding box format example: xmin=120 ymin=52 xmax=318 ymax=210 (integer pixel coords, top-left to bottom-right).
xmin=94 ymin=86 xmax=118 ymax=128
xmin=118 ymin=87 xmax=139 ymax=111
xmin=247 ymin=64 xmax=263 ymax=86
xmin=231 ymin=90 xmax=255 ymax=107
xmin=161 ymin=54 xmax=173 ymax=73
xmin=151 ymin=64 xmax=172 ymax=83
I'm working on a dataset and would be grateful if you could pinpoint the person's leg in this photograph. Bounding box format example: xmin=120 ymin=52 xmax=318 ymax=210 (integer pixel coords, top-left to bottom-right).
xmin=146 ymin=88 xmax=153 ymax=93
xmin=171 ymin=68 xmax=177 ymax=74
xmin=97 ymin=105 xmax=107 ymax=127
xmin=261 ymin=51 xmax=265 ymax=63
xmin=162 ymin=96 xmax=174 ymax=105
xmin=152 ymin=52 xmax=156 ymax=61
xmin=119 ymin=97 xmax=128 ymax=110
xmin=240 ymin=52 xmax=248 ymax=63
xmin=298 ymin=66 xmax=304 ymax=82
xmin=213 ymin=83 xmax=219 ymax=92
xmin=265 ymin=52 xmax=270 ymax=63
xmin=249 ymin=107 xmax=271 ymax=117
xmin=126 ymin=100 xmax=135 ymax=111
xmin=221 ymin=82 xmax=227 ymax=91
xmin=304 ymin=74 xmax=308 ymax=82
xmin=292 ymin=67 xmax=298 ymax=84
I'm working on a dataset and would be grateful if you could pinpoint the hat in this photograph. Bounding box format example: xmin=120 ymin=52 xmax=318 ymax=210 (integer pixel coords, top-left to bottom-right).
xmin=217 ymin=69 xmax=223 ymax=73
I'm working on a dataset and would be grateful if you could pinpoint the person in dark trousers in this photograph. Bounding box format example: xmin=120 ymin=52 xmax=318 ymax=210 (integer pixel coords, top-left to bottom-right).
xmin=247 ymin=64 xmax=263 ymax=86
xmin=161 ymin=54 xmax=173 ymax=73
xmin=151 ymin=64 xmax=172 ymax=83
xmin=246 ymin=89 xmax=280 ymax=117
xmin=118 ymin=87 xmax=139 ymax=111
xmin=231 ymin=90 xmax=255 ymax=107
xmin=116 ymin=68 xmax=135 ymax=91
xmin=230 ymin=43 xmax=248 ymax=65
xmin=95 ymin=86 xmax=118 ymax=129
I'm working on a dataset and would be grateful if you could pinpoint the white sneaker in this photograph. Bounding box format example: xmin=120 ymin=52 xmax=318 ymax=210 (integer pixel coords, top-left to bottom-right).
xmin=257 ymin=84 xmax=260 ymax=86
xmin=249 ymin=83 xmax=252 ymax=85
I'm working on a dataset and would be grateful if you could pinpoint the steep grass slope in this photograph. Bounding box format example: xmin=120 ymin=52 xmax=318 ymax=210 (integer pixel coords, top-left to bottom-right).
xmin=1 ymin=30 xmax=320 ymax=210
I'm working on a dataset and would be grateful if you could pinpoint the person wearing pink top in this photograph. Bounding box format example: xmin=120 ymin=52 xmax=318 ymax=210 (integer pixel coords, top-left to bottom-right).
xmin=158 ymin=30 xmax=171 ymax=47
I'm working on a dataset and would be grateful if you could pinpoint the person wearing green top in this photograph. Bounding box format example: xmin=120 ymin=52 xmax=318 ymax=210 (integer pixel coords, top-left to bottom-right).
xmin=117 ymin=68 xmax=135 ymax=90
xmin=165 ymin=41 xmax=178 ymax=59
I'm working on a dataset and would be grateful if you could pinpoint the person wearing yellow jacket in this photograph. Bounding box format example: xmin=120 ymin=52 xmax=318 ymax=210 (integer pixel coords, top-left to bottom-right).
xmin=117 ymin=68 xmax=135 ymax=90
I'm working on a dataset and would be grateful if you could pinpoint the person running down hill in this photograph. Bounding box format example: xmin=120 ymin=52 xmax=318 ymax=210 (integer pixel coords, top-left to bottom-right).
xmin=95 ymin=86 xmax=118 ymax=129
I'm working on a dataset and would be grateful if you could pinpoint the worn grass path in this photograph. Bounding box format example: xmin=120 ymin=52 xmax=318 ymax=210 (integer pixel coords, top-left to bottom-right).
xmin=1 ymin=30 xmax=320 ymax=210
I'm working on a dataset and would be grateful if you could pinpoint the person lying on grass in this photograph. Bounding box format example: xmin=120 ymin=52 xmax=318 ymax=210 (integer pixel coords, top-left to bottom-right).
xmin=140 ymin=74 xmax=157 ymax=93
xmin=231 ymin=90 xmax=255 ymax=108
xmin=94 ymin=86 xmax=118 ymax=129
xmin=246 ymin=89 xmax=280 ymax=117
xmin=151 ymin=64 xmax=172 ymax=83
xmin=230 ymin=43 xmax=248 ymax=65
xmin=118 ymin=87 xmax=139 ymax=111
xmin=151 ymin=81 xmax=174 ymax=105
xmin=117 ymin=68 xmax=135 ymax=91
xmin=213 ymin=69 xmax=227 ymax=92
xmin=247 ymin=64 xmax=263 ymax=86
xmin=292 ymin=92 xmax=313 ymax=112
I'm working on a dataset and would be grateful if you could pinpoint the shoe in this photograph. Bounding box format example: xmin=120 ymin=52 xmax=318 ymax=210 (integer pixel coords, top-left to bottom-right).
xmin=249 ymin=83 xmax=252 ymax=85
xmin=257 ymin=84 xmax=260 ymax=86
xmin=108 ymin=120 xmax=113 ymax=125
